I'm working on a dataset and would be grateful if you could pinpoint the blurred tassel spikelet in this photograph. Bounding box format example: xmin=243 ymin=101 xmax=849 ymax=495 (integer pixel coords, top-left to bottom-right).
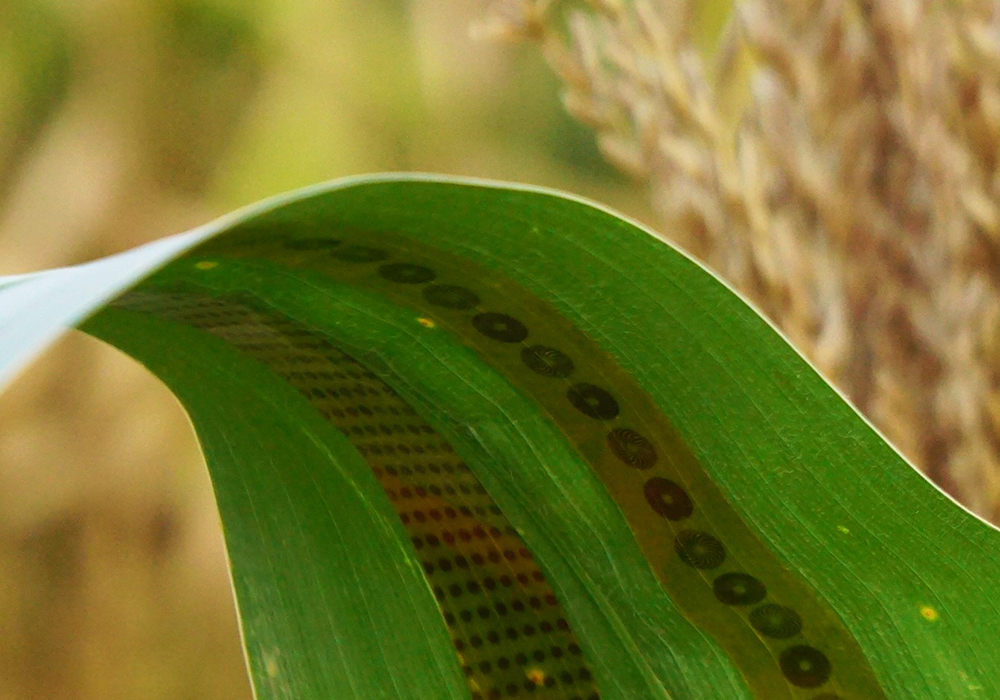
xmin=479 ymin=0 xmax=1000 ymax=522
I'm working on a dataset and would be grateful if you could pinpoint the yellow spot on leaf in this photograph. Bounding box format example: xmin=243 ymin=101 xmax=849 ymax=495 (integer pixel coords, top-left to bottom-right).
xmin=920 ymin=605 xmax=939 ymax=622
xmin=527 ymin=669 xmax=546 ymax=686
xmin=194 ymin=261 xmax=218 ymax=270
xmin=263 ymin=648 xmax=281 ymax=677
xmin=836 ymin=525 xmax=850 ymax=534
xmin=417 ymin=317 xmax=436 ymax=328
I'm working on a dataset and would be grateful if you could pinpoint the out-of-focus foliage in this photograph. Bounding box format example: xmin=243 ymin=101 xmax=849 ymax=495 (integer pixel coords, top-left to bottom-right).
xmin=0 ymin=2 xmax=70 ymax=200
xmin=0 ymin=2 xmax=651 ymax=698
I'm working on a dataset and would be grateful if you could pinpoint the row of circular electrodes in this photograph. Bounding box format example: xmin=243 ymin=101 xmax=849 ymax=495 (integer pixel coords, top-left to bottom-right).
xmin=137 ymin=225 xmax=875 ymax=699
xmin=302 ymin=238 xmax=845 ymax=697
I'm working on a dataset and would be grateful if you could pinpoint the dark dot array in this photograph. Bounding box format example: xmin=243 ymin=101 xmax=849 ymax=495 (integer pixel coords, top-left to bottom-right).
xmin=114 ymin=287 xmax=597 ymax=700
xmin=642 ymin=477 xmax=693 ymax=520
xmin=473 ymin=313 xmax=529 ymax=344
xmin=712 ymin=572 xmax=767 ymax=606
xmin=674 ymin=530 xmax=726 ymax=570
xmin=606 ymin=429 xmax=657 ymax=469
xmin=521 ymin=346 xmax=575 ymax=379
xmin=749 ymin=604 xmax=803 ymax=640
xmin=780 ymin=645 xmax=832 ymax=688
xmin=565 ymin=384 xmax=620 ymax=420
xmin=294 ymin=241 xmax=843 ymax=694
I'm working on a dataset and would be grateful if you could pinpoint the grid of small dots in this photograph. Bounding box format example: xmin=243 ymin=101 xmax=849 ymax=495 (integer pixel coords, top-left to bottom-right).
xmin=114 ymin=288 xmax=599 ymax=700
xmin=264 ymin=238 xmax=844 ymax=697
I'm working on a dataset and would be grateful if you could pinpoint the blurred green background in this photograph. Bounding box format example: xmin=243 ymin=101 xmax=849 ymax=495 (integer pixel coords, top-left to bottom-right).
xmin=0 ymin=1 xmax=656 ymax=698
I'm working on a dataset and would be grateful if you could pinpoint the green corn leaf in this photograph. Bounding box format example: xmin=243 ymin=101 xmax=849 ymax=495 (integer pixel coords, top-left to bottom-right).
xmin=2 ymin=174 xmax=997 ymax=700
